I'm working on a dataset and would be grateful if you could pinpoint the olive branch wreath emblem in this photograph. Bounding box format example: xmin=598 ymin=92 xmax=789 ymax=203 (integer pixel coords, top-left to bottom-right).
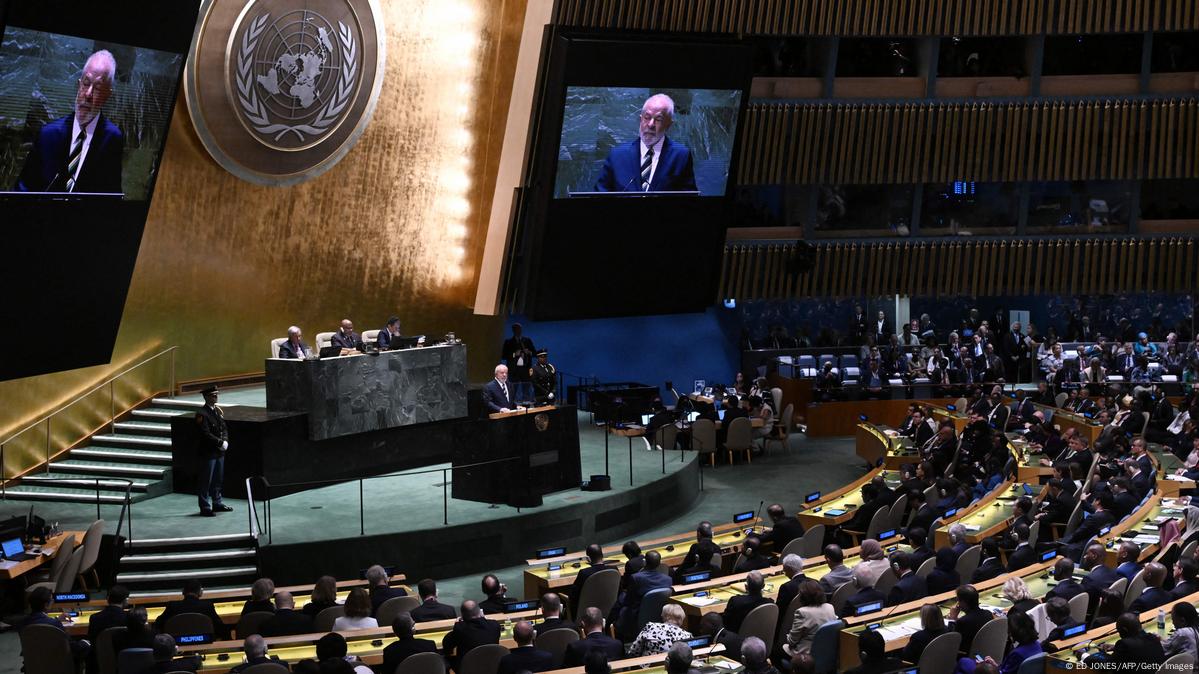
xmin=234 ymin=13 xmax=357 ymax=143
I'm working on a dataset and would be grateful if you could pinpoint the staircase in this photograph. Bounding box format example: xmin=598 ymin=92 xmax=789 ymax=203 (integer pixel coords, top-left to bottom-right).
xmin=117 ymin=532 xmax=259 ymax=594
xmin=3 ymin=397 xmax=199 ymax=504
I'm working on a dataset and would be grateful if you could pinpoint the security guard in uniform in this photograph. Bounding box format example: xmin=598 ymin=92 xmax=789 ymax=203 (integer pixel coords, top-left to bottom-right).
xmin=195 ymin=385 xmax=233 ymax=516
xmin=530 ymin=349 xmax=557 ymax=405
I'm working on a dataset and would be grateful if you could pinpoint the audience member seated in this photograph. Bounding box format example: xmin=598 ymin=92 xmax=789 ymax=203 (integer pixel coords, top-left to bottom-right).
xmin=149 ymin=634 xmax=200 ymax=674
xmin=315 ymin=632 xmax=371 ymax=674
xmin=1042 ymin=597 xmax=1084 ymax=648
xmin=259 ymin=591 xmax=314 ymax=637
xmin=664 ymin=642 xmax=697 ymax=674
xmin=1115 ymin=541 xmax=1143 ymax=582
xmin=627 ymin=603 xmax=692 ymax=657
xmin=1164 ymin=602 xmax=1199 ymax=660
xmin=229 ymin=635 xmax=284 ymax=673
xmin=901 ymin=604 xmax=949 ymax=663
xmin=618 ymin=550 xmax=672 ymax=640
xmin=534 ymin=593 xmax=570 ymax=635
xmin=887 ymin=552 xmax=928 ymax=606
xmin=971 ymin=539 xmax=1005 ymax=584
xmin=87 ymin=584 xmax=129 ymax=642
xmin=442 ymin=600 xmax=500 ymax=671
xmin=333 ymin=588 xmax=378 ymax=631
xmin=1044 ymin=558 xmax=1084 ymax=602
xmin=571 ymin=544 xmax=611 ymax=617
xmin=242 ymin=578 xmax=276 ymax=615
xmin=1080 ymin=543 xmax=1120 ymax=603
xmin=1091 ymin=589 xmax=1126 ymax=629
xmin=1006 ymin=524 xmax=1036 ymax=571
xmin=302 ymin=576 xmax=339 ymax=618
xmin=734 ymin=536 xmax=775 ymax=573
xmin=774 ymin=554 xmax=807 ymax=630
xmin=1173 ymin=558 xmax=1199 ymax=599
xmin=367 ymin=565 xmax=407 ymax=617
xmin=906 ymin=527 xmax=935 ymax=568
xmin=837 ymin=566 xmax=885 ymax=618
xmin=411 ymin=579 xmax=457 ymax=623
xmin=698 ymin=612 xmax=744 ymax=663
xmin=498 ymin=621 xmax=554 ymax=674
xmin=782 ymin=580 xmax=834 ymax=659
xmin=852 ymin=540 xmax=890 ymax=586
xmin=479 ymin=574 xmax=510 ymax=615
xmin=762 ymin=504 xmax=805 ymax=552
xmin=19 ymin=586 xmax=90 ymax=664
xmin=1128 ymin=562 xmax=1173 ymax=613
xmin=739 ymin=637 xmax=778 ymax=674
xmin=845 ymin=629 xmax=904 ymax=674
xmin=563 ymin=607 xmax=623 ymax=667
xmin=113 ymin=607 xmax=157 ymax=655
xmin=724 ymin=571 xmax=771 ymax=633
xmin=381 ymin=612 xmax=438 ymax=674
xmin=1088 ymin=613 xmax=1166 ymax=668
xmin=926 ymin=547 xmax=962 ymax=595
xmin=675 ymin=523 xmax=723 ymax=581
xmin=948 ymin=585 xmax=992 ymax=653
xmin=1002 ymin=577 xmax=1038 ymax=615
xmin=154 ymin=579 xmax=229 ymax=640
xmin=957 ymin=609 xmax=1041 ymax=674
xmin=818 ymin=544 xmax=854 ymax=596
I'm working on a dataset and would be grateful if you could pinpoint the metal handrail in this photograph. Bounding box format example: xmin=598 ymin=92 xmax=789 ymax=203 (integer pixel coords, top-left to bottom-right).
xmin=22 ymin=476 xmax=135 ymax=546
xmin=245 ymin=477 xmax=261 ymax=541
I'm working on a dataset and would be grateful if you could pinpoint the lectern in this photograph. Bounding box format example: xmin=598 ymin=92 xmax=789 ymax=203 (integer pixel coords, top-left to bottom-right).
xmin=451 ymin=406 xmax=581 ymax=507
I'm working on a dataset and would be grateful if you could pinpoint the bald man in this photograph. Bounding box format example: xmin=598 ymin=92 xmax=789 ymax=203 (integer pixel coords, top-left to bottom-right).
xmin=330 ymin=319 xmax=362 ymax=353
xmin=593 ymin=93 xmax=697 ymax=193
xmin=442 ymin=600 xmax=500 ymax=671
xmin=18 ymin=49 xmax=124 ymax=194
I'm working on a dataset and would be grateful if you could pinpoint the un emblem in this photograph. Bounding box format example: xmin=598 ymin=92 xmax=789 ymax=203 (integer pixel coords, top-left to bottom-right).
xmin=185 ymin=0 xmax=385 ymax=185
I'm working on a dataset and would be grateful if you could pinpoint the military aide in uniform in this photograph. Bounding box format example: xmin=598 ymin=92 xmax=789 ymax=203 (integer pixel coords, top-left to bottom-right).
xmin=531 ymin=349 xmax=556 ymax=405
xmin=195 ymin=385 xmax=233 ymax=517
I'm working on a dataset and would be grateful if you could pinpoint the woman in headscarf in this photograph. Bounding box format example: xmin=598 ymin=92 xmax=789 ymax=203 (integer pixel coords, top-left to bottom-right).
xmin=853 ymin=539 xmax=890 ymax=584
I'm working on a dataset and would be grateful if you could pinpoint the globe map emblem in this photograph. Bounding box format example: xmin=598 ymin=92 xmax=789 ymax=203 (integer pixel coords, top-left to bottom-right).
xmin=232 ymin=8 xmax=360 ymax=150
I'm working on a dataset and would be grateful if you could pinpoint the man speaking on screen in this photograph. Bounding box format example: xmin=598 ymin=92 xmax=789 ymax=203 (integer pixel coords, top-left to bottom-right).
xmin=592 ymin=93 xmax=697 ymax=193
xmin=16 ymin=49 xmax=124 ymax=195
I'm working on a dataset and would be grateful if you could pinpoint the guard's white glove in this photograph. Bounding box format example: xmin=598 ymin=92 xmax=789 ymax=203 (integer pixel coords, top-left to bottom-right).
xmin=548 ymin=392 xmax=555 ymax=400
xmin=221 ymin=441 xmax=228 ymax=451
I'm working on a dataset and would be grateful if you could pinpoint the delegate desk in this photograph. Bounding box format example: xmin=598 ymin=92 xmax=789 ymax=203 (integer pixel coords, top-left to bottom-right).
xmin=1152 ymin=443 xmax=1195 ymax=497
xmin=796 ymin=466 xmax=901 ymax=531
xmin=928 ymin=404 xmax=970 ymax=434
xmin=1043 ymin=592 xmax=1199 ymax=673
xmin=855 ymin=424 xmax=917 ymax=469
xmin=1009 ymin=433 xmax=1056 ymax=483
xmin=0 ymin=531 xmax=81 ymax=581
xmin=1033 ymin=403 xmax=1102 ymax=446
xmin=265 ymin=344 xmax=468 ymax=440
xmin=452 ymin=406 xmax=581 ymax=507
xmin=1096 ymin=493 xmax=1185 ymax=566
xmin=933 ymin=480 xmax=1044 ymax=549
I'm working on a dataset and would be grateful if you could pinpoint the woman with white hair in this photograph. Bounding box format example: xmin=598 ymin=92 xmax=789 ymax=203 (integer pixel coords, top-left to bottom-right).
xmin=627 ymin=603 xmax=692 ymax=657
xmin=1002 ymin=576 xmax=1037 ymax=615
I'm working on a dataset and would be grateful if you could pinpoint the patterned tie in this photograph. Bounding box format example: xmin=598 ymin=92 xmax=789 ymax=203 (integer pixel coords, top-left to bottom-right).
xmin=65 ymin=128 xmax=87 ymax=192
xmin=640 ymin=146 xmax=653 ymax=191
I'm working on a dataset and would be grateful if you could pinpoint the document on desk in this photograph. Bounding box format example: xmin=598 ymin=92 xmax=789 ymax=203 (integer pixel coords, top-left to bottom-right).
xmin=0 ymin=560 xmax=18 ymax=570
xmin=876 ymin=617 xmax=922 ymax=642
xmin=685 ymin=596 xmax=723 ymax=607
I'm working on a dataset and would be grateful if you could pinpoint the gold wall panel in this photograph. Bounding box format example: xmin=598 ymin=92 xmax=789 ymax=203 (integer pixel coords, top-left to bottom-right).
xmin=737 ymin=98 xmax=1199 ymax=185
xmin=552 ymin=0 xmax=1199 ymax=35
xmin=717 ymin=237 xmax=1199 ymax=301
xmin=0 ymin=0 xmax=528 ymax=444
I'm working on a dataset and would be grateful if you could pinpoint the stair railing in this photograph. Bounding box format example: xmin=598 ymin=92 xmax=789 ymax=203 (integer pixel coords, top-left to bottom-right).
xmin=0 ymin=346 xmax=178 ymax=499
xmin=18 ymin=476 xmax=135 ymax=545
xmin=245 ymin=476 xmax=262 ymax=577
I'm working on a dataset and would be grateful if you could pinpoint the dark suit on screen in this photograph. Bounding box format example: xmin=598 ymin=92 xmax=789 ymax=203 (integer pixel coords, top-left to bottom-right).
xmin=593 ymin=137 xmax=697 ymax=193
xmin=17 ymin=113 xmax=124 ymax=194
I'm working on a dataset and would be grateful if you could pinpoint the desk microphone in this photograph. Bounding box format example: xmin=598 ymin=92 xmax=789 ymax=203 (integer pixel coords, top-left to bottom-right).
xmin=705 ymin=628 xmax=725 ymax=665
xmin=751 ymin=500 xmax=765 ymax=533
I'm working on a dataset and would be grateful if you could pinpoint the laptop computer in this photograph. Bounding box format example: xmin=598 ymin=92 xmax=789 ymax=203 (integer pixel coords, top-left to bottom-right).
xmin=318 ymin=345 xmax=344 ymax=358
xmin=2 ymin=537 xmax=35 ymax=562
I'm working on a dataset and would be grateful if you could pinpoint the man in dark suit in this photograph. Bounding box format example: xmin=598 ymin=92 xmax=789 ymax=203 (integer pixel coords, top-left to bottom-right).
xmin=948 ymin=585 xmax=992 ymax=653
xmin=562 ymin=607 xmax=623 ymax=667
xmin=442 ymin=600 xmax=501 ymax=671
xmin=774 ymin=554 xmax=808 ymax=632
xmin=381 ymin=612 xmax=439 ymax=674
xmin=1109 ymin=477 xmax=1140 ymax=520
xmin=675 ymin=522 xmax=723 ymax=581
xmin=17 ymin=50 xmax=124 ymax=194
xmin=410 ymin=578 xmax=457 ymax=623
xmin=1064 ymin=492 xmax=1116 ymax=551
xmin=1080 ymin=543 xmax=1121 ymax=602
xmin=570 ymin=544 xmax=611 ymax=618
xmin=377 ymin=316 xmax=402 ymax=350
xmin=479 ymin=574 xmax=510 ymax=615
xmin=497 ymin=621 xmax=554 ymax=674
xmin=329 ymin=319 xmax=362 ymax=352
xmin=1007 ymin=523 xmax=1038 ymax=572
xmin=256 ymin=592 xmax=313 ymax=637
xmin=733 ymin=536 xmax=775 ymax=573
xmin=906 ymin=491 xmax=937 ymax=538
xmin=367 ymin=565 xmax=408 ymax=617
xmin=1126 ymin=457 xmax=1154 ymax=501
xmin=533 ymin=593 xmax=571 ymax=636
xmin=697 ymin=612 xmax=743 ymax=663
xmin=1045 ymin=558 xmax=1085 ymax=602
xmin=971 ymin=539 xmax=1006 ymax=584
xmin=500 ymin=324 xmax=536 ymax=396
xmin=618 ymin=550 xmax=672 ymax=638
xmin=1128 ymin=563 xmax=1173 ymax=613
xmin=723 ymin=571 xmax=771 ymax=633
xmin=154 ymin=579 xmax=229 ymax=639
xmin=837 ymin=566 xmax=885 ymax=618
xmin=1036 ymin=479 xmax=1074 ymax=528
xmin=762 ymin=504 xmax=805 ymax=552
xmin=228 ymin=635 xmax=285 ymax=673
xmin=593 ymin=94 xmax=696 ymax=194
xmin=907 ymin=527 xmax=936 ymax=569
xmin=482 ymin=364 xmax=519 ymax=414
xmin=87 ymin=583 xmax=129 ymax=641
xmin=1173 ymin=558 xmax=1199 ymax=599
xmin=194 ymin=386 xmax=232 ymax=517
xmin=886 ymin=553 xmax=928 ymax=607
xmin=839 ymin=484 xmax=888 ymax=546
xmin=1105 ymin=612 xmax=1166 ymax=667
xmin=277 ymin=326 xmax=311 ymax=360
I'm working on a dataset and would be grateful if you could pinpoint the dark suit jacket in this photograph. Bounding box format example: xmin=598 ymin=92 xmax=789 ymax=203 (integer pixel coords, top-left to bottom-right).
xmin=562 ymin=631 xmax=624 ymax=667
xmin=886 ymin=572 xmax=928 ymax=607
xmin=846 ymin=496 xmax=890 ymax=533
xmin=17 ymin=113 xmax=124 ymax=194
xmin=497 ymin=646 xmax=555 ymax=674
xmin=1172 ymin=580 xmax=1198 ymax=599
xmin=774 ymin=575 xmax=806 ymax=626
xmin=534 ymin=616 xmax=572 ymax=636
xmin=680 ymin=539 xmax=724 ymax=575
xmin=155 ymin=596 xmax=228 ymax=639
xmin=901 ymin=627 xmax=947 ymax=664
xmin=1082 ymin=565 xmax=1121 ymax=599
xmin=1128 ymin=587 xmax=1173 ymax=614
xmin=442 ymin=617 xmax=501 ymax=666
xmin=1112 ymin=491 xmax=1139 ymax=520
xmin=570 ymin=563 xmax=609 ymax=617
xmin=625 ymin=569 xmax=672 ymax=616
xmin=87 ymin=604 xmax=127 ymax=642
xmin=1066 ymin=510 xmax=1115 ymax=546
xmin=839 ymin=588 xmax=886 ymax=618
xmin=1041 ymin=493 xmax=1075 ymax=526
xmin=1046 ymin=579 xmax=1085 ymax=602
xmin=410 ymin=599 xmax=457 ymax=623
xmin=952 ymin=607 xmax=994 ymax=652
xmin=972 ymin=558 xmax=1006 ymax=584
xmin=908 ymin=504 xmax=937 ymax=537
xmin=277 ymin=340 xmax=309 ymax=360
xmin=593 ymin=137 xmax=697 ymax=193
xmin=1130 ymin=471 xmax=1153 ymax=500
xmin=257 ymin=609 xmax=313 ymax=637
xmin=229 ymin=656 xmax=284 ymax=673
xmin=910 ymin=545 xmax=936 ymax=569
xmin=723 ymin=594 xmax=770 ymax=633
xmin=371 ymin=585 xmax=409 ymax=617
xmin=1007 ymin=544 xmax=1038 ymax=572
xmin=381 ymin=637 xmax=438 ymax=674
xmin=1111 ymin=631 xmax=1166 ymax=666
xmin=330 ymin=331 xmax=361 ymax=351
xmin=482 ymin=379 xmax=515 ymax=413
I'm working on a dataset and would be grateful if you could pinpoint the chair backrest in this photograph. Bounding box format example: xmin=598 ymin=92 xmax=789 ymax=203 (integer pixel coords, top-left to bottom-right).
xmin=726 ymin=416 xmax=753 ymax=450
xmin=45 ymin=534 xmax=76 ymax=586
xmin=97 ymin=626 xmax=127 ymax=674
xmin=809 ymin=619 xmax=844 ymax=674
xmin=116 ymin=648 xmax=155 ymax=674
xmin=58 ymin=545 xmax=86 ymax=592
xmin=1055 ymin=392 xmax=1069 ymax=408
xmin=1182 ymin=538 xmax=1198 ymax=561
xmin=770 ymin=387 xmax=783 ymax=413
xmin=77 ymin=518 xmax=106 ymax=577
xmin=691 ymin=419 xmax=717 ymax=454
xmin=780 ymin=403 xmax=794 ymax=433
xmin=776 ymin=593 xmax=806 ymax=646
xmin=954 ymin=397 xmax=968 ymax=411
xmin=916 ymin=557 xmax=936 ymax=578
xmin=969 ymin=616 xmax=1008 ymax=660
xmin=1123 ymin=569 xmax=1147 ymax=609
xmin=535 ymin=627 xmax=580 ymax=667
xmin=738 ymin=602 xmax=779 ymax=648
xmin=887 ymin=493 xmax=909 ymax=530
xmin=313 ymin=605 xmax=345 ymax=632
xmin=270 ymin=337 xmax=287 ymax=358
xmin=163 ymin=611 xmax=215 ymax=638
xmin=923 ymin=484 xmax=938 ymax=504
xmin=841 ymin=354 xmax=858 ymax=368
xmin=1063 ymin=502 xmax=1085 ymax=537
xmin=20 ymin=623 xmax=76 ymax=674
xmin=873 ymin=568 xmax=898 ymax=597
xmin=1028 ymin=520 xmax=1041 ymax=549
xmin=315 ymin=331 xmax=335 ymax=349
xmin=865 ymin=507 xmax=889 ymax=540
xmin=235 ymin=610 xmax=276 ymax=639
xmin=576 ymin=568 xmax=621 ymax=618
xmin=377 ymin=595 xmax=423 ymax=627
xmin=1068 ymin=592 xmax=1089 ymax=624
xmin=830 ymin=581 xmax=855 ymax=612
xmin=1016 ymin=652 xmax=1046 ymax=674
xmin=799 ymin=524 xmax=825 ymax=559
xmin=636 ymin=587 xmax=673 ymax=633
xmin=362 ymin=329 xmax=380 ymax=344
xmin=458 ymin=643 xmax=509 ymax=674
xmin=1107 ymin=577 xmax=1128 ymax=599
xmin=395 ymin=651 xmax=447 ymax=674
xmin=917 ymin=630 xmax=962 ymax=673
xmin=241 ymin=664 xmax=292 ymax=674
xmin=655 ymin=424 xmax=678 ymax=452
xmin=1160 ymin=653 xmax=1197 ymax=673
xmin=955 ymin=544 xmax=982 ymax=581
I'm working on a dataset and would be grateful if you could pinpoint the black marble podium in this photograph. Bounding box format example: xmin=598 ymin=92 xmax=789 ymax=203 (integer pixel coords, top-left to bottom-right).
xmin=265 ymin=344 xmax=467 ymax=440
xmin=451 ymin=406 xmax=582 ymax=507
